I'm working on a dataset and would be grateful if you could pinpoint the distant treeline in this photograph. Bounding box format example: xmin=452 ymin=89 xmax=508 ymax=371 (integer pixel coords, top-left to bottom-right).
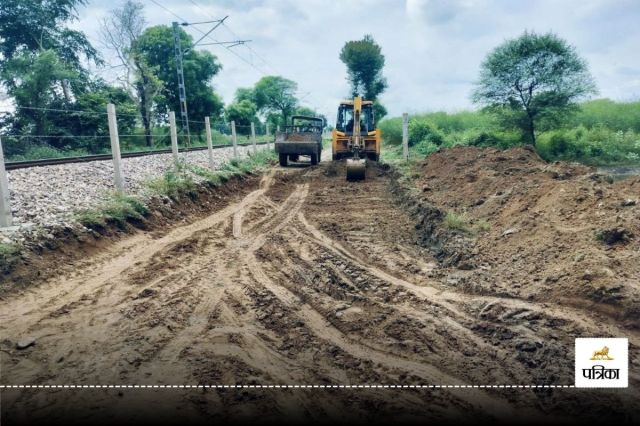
xmin=0 ymin=0 xmax=323 ymax=162
xmin=380 ymin=99 xmax=640 ymax=166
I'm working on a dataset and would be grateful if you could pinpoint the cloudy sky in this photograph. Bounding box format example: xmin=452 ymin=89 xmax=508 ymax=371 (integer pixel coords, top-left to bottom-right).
xmin=73 ymin=0 xmax=640 ymax=121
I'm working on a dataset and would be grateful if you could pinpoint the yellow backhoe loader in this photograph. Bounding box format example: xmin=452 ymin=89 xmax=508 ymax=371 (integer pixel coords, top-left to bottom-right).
xmin=331 ymin=97 xmax=381 ymax=180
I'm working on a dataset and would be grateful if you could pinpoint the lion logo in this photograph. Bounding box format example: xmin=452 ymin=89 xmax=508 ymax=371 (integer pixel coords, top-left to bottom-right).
xmin=590 ymin=346 xmax=614 ymax=360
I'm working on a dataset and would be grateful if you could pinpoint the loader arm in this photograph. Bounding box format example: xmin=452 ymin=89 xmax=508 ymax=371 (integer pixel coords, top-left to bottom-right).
xmin=332 ymin=96 xmax=379 ymax=180
xmin=346 ymin=97 xmax=366 ymax=180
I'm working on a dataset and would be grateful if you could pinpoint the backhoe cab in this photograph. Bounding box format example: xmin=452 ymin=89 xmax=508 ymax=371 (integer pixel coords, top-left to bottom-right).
xmin=331 ymin=97 xmax=381 ymax=180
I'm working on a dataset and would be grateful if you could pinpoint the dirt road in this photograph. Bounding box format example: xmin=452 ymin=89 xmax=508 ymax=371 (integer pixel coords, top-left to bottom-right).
xmin=1 ymin=159 xmax=638 ymax=424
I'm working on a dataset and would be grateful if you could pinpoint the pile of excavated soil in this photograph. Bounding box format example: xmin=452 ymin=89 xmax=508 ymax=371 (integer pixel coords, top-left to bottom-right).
xmin=413 ymin=146 xmax=640 ymax=326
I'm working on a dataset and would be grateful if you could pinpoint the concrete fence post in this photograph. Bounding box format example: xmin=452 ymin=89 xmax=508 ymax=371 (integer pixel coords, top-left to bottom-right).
xmin=266 ymin=123 xmax=270 ymax=137
xmin=169 ymin=111 xmax=179 ymax=165
xmin=231 ymin=120 xmax=238 ymax=159
xmin=402 ymin=112 xmax=409 ymax=162
xmin=271 ymin=125 xmax=280 ymax=151
xmin=0 ymin=136 xmax=13 ymax=228
xmin=250 ymin=122 xmax=257 ymax=154
xmin=107 ymin=103 xmax=124 ymax=193
xmin=205 ymin=116 xmax=215 ymax=170
xmin=266 ymin=123 xmax=271 ymax=150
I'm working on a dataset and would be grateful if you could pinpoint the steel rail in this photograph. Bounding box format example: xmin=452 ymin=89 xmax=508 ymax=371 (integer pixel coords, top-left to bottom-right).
xmin=4 ymin=142 xmax=270 ymax=170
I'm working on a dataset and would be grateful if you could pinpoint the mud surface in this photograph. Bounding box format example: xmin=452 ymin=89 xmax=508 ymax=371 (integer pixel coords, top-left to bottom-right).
xmin=413 ymin=146 xmax=640 ymax=323
xmin=1 ymin=155 xmax=639 ymax=424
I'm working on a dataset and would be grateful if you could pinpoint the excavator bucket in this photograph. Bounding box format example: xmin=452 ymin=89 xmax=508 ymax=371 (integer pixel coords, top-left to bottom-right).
xmin=346 ymin=158 xmax=366 ymax=181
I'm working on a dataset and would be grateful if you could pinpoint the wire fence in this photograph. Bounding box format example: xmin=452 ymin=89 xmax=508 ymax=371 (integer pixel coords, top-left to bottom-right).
xmin=0 ymin=103 xmax=276 ymax=227
xmin=0 ymin=104 xmax=274 ymax=161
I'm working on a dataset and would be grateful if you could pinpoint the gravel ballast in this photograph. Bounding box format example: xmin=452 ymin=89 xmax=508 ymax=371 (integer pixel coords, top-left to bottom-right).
xmin=1 ymin=145 xmax=263 ymax=244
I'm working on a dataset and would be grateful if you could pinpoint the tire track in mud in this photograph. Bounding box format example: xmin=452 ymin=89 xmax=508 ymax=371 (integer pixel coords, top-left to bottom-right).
xmin=296 ymin=211 xmax=639 ymax=344
xmin=1 ymin=161 xmax=638 ymax=423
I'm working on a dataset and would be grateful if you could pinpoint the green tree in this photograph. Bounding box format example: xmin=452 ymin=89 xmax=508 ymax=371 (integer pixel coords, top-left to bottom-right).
xmin=226 ymin=100 xmax=257 ymax=135
xmin=293 ymin=106 xmax=326 ymax=127
xmin=0 ymin=0 xmax=104 ymax=155
xmin=472 ymin=31 xmax=597 ymax=145
xmin=294 ymin=106 xmax=316 ymax=117
xmin=339 ymin=35 xmax=387 ymax=101
xmin=49 ymin=81 xmax=137 ymax=153
xmin=0 ymin=50 xmax=136 ymax=156
xmin=253 ymin=76 xmax=298 ymax=126
xmin=1 ymin=50 xmax=76 ymax=137
xmin=100 ymin=0 xmax=161 ymax=147
xmin=0 ymin=0 xmax=100 ymax=70
xmin=234 ymin=87 xmax=255 ymax=103
xmin=135 ymin=25 xmax=224 ymax=129
xmin=373 ymin=101 xmax=387 ymax=122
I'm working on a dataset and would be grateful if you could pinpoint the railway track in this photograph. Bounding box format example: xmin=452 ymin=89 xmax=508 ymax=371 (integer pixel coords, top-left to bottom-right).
xmin=4 ymin=141 xmax=270 ymax=170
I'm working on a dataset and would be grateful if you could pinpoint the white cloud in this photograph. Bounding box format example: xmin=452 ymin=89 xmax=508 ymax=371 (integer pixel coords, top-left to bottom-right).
xmin=73 ymin=0 xmax=640 ymax=121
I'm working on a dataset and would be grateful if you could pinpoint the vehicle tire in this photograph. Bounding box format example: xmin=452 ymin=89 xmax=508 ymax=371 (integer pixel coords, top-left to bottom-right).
xmin=310 ymin=152 xmax=318 ymax=165
xmin=279 ymin=153 xmax=288 ymax=167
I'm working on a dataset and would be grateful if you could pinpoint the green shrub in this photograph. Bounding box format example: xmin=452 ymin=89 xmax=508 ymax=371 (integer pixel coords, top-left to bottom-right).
xmin=378 ymin=117 xmax=403 ymax=146
xmin=442 ymin=211 xmax=470 ymax=232
xmin=0 ymin=242 xmax=19 ymax=256
xmin=7 ymin=144 xmax=91 ymax=161
xmin=380 ymin=98 xmax=640 ymax=167
xmin=536 ymin=126 xmax=640 ymax=165
xmin=77 ymin=194 xmax=149 ymax=229
xmin=408 ymin=118 xmax=445 ymax=146
xmin=413 ymin=141 xmax=441 ymax=156
xmin=146 ymin=170 xmax=197 ymax=199
xmin=573 ymin=99 xmax=640 ymax=133
xmin=190 ymin=149 xmax=276 ymax=185
xmin=189 ymin=165 xmax=227 ymax=185
xmin=211 ymin=129 xmax=232 ymax=145
xmin=474 ymin=220 xmax=491 ymax=233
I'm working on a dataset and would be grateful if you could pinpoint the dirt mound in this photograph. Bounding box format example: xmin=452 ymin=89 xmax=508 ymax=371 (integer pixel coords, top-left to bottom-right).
xmin=414 ymin=146 xmax=640 ymax=324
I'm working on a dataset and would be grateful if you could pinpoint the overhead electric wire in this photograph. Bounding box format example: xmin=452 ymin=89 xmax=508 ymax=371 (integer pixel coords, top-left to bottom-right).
xmin=183 ymin=0 xmax=331 ymax=118
xmin=148 ymin=0 xmax=269 ymax=76
xmin=0 ymin=106 xmax=142 ymax=118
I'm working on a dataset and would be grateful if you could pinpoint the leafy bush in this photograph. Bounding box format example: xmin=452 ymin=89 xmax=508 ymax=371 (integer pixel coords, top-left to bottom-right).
xmin=536 ymin=126 xmax=640 ymax=165
xmin=378 ymin=117 xmax=403 ymax=146
xmin=409 ymin=119 xmax=445 ymax=146
xmin=573 ymin=99 xmax=640 ymax=133
xmin=444 ymin=128 xmax=522 ymax=149
xmin=189 ymin=165 xmax=230 ymax=185
xmin=379 ymin=99 xmax=640 ymax=166
xmin=412 ymin=141 xmax=441 ymax=156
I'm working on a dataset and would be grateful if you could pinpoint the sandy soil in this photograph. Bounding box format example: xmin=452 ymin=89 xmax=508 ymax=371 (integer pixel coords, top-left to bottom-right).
xmin=1 ymin=154 xmax=639 ymax=424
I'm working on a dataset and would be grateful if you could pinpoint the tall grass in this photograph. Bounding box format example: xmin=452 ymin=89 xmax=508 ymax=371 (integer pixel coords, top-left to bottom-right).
xmin=572 ymin=99 xmax=640 ymax=133
xmin=379 ymin=98 xmax=640 ymax=166
xmin=77 ymin=193 xmax=149 ymax=230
